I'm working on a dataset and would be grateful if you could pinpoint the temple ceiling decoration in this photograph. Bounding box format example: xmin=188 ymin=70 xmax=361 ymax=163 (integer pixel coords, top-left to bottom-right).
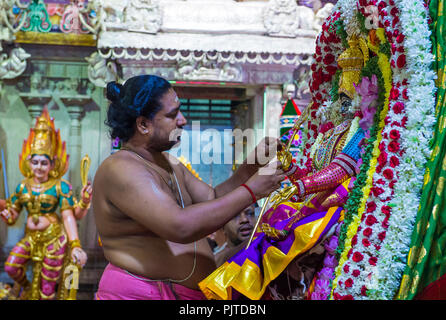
xmin=0 ymin=0 xmax=334 ymax=87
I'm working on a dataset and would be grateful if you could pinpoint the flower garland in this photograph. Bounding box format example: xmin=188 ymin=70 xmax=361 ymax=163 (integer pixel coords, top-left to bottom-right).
xmin=367 ymin=0 xmax=436 ymax=299
xmin=330 ymin=0 xmax=436 ymax=299
xmin=331 ymin=26 xmax=392 ymax=299
xmin=310 ymin=222 xmax=343 ymax=300
xmin=339 ymin=0 xmax=362 ymax=38
xmin=291 ymin=0 xmax=435 ymax=300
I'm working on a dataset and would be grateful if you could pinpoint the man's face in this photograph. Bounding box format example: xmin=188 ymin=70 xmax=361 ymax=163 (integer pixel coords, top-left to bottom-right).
xmin=224 ymin=205 xmax=256 ymax=246
xmin=148 ymin=88 xmax=187 ymax=152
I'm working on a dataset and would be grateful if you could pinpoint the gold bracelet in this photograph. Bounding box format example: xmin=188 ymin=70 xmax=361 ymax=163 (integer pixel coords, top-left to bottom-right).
xmin=77 ymin=199 xmax=90 ymax=210
xmin=69 ymin=239 xmax=82 ymax=249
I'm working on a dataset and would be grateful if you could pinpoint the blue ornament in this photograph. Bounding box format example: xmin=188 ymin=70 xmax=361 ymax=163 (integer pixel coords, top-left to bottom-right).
xmin=12 ymin=5 xmax=20 ymax=15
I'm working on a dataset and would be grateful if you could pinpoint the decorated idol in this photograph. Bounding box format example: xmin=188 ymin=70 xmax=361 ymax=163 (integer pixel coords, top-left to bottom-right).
xmin=200 ymin=0 xmax=441 ymax=300
xmin=0 ymin=109 xmax=92 ymax=300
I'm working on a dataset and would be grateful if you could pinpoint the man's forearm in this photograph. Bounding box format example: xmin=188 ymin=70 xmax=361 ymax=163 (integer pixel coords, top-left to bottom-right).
xmin=176 ymin=186 xmax=254 ymax=243
xmin=214 ymin=162 xmax=258 ymax=198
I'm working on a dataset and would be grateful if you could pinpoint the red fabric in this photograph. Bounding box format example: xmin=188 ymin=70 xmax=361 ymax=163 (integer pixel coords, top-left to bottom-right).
xmin=415 ymin=273 xmax=446 ymax=300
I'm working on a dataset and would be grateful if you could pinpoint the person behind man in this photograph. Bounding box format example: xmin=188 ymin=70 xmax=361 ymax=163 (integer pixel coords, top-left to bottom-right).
xmin=214 ymin=203 xmax=257 ymax=267
xmin=92 ymin=75 xmax=285 ymax=300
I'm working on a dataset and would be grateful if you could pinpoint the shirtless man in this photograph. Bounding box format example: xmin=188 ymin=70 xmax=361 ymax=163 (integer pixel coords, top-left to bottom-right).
xmin=93 ymin=75 xmax=285 ymax=300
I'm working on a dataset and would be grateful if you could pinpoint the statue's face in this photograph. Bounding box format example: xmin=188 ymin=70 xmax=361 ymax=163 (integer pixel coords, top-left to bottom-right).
xmin=339 ymin=94 xmax=353 ymax=117
xmin=30 ymin=155 xmax=52 ymax=183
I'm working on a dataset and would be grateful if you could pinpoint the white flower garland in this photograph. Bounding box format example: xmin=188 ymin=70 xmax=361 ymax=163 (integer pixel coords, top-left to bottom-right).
xmin=368 ymin=0 xmax=436 ymax=299
xmin=339 ymin=0 xmax=361 ymax=38
xmin=331 ymin=0 xmax=436 ymax=300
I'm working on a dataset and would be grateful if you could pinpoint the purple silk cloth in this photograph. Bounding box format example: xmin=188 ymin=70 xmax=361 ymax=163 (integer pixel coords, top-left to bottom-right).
xmin=200 ymin=180 xmax=352 ymax=300
xmin=229 ymin=207 xmax=341 ymax=266
xmin=226 ymin=206 xmax=342 ymax=299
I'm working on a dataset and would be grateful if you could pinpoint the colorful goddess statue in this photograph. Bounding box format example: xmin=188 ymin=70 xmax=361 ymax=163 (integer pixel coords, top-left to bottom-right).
xmin=199 ymin=34 xmax=375 ymax=300
xmin=202 ymin=0 xmax=438 ymax=301
xmin=0 ymin=109 xmax=92 ymax=300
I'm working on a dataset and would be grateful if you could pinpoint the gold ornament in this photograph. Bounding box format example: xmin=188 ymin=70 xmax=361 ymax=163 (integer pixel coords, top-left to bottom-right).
xmin=30 ymin=113 xmax=56 ymax=159
xmin=69 ymin=239 xmax=81 ymax=249
xmin=80 ymin=154 xmax=90 ymax=188
xmin=337 ymin=35 xmax=369 ymax=99
xmin=277 ymin=149 xmax=293 ymax=172
xmin=76 ymin=198 xmax=90 ymax=210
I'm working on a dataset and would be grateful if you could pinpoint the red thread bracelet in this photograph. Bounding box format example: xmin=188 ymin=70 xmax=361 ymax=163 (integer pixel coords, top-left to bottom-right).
xmin=241 ymin=184 xmax=256 ymax=204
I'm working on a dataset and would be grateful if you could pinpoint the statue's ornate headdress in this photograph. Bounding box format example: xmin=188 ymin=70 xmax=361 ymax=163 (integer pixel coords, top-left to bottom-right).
xmin=19 ymin=108 xmax=69 ymax=179
xmin=337 ymin=35 xmax=369 ymax=99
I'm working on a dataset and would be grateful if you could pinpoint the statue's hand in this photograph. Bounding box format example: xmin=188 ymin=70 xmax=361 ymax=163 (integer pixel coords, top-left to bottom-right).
xmin=0 ymin=209 xmax=10 ymax=223
xmin=278 ymin=150 xmax=293 ymax=171
xmin=81 ymin=181 xmax=93 ymax=205
xmin=261 ymin=223 xmax=288 ymax=241
xmin=271 ymin=185 xmax=298 ymax=208
xmin=0 ymin=207 xmax=17 ymax=225
xmin=71 ymin=247 xmax=88 ymax=268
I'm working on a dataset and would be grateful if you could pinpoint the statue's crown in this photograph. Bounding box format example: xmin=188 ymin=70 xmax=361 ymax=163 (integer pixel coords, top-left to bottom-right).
xmin=30 ymin=109 xmax=56 ymax=159
xmin=337 ymin=35 xmax=369 ymax=99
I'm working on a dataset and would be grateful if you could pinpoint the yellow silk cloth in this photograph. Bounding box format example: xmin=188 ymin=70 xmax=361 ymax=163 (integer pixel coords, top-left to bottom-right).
xmin=199 ymin=206 xmax=342 ymax=300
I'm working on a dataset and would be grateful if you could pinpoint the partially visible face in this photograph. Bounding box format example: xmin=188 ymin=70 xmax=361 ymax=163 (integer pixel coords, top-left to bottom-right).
xmin=29 ymin=155 xmax=52 ymax=182
xmin=149 ymin=88 xmax=187 ymax=152
xmin=340 ymin=94 xmax=353 ymax=117
xmin=224 ymin=205 xmax=256 ymax=246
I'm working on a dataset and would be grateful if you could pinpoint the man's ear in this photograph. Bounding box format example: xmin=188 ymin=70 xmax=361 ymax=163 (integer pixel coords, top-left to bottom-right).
xmin=135 ymin=116 xmax=151 ymax=135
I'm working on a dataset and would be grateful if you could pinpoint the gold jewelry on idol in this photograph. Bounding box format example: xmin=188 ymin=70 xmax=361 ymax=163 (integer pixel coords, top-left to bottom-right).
xmin=76 ymin=198 xmax=90 ymax=210
xmin=69 ymin=239 xmax=82 ymax=249
xmin=337 ymin=35 xmax=369 ymax=99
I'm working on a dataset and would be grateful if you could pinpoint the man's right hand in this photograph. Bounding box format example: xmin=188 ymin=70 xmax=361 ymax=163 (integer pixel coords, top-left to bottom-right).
xmin=0 ymin=199 xmax=5 ymax=211
xmin=244 ymin=161 xmax=286 ymax=199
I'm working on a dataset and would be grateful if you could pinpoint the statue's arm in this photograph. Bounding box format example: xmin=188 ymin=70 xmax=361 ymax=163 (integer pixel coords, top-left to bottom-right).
xmin=0 ymin=183 xmax=23 ymax=225
xmin=292 ymin=128 xmax=365 ymax=197
xmin=74 ymin=182 xmax=93 ymax=220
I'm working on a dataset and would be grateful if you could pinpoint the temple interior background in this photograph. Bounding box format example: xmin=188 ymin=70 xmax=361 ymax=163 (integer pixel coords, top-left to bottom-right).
xmin=0 ymin=0 xmax=336 ymax=299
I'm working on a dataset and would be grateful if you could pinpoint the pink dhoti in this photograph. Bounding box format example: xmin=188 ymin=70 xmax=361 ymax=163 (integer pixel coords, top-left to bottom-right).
xmin=95 ymin=263 xmax=206 ymax=300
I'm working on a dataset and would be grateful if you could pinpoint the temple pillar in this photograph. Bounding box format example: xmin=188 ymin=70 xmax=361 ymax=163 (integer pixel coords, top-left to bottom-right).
xmin=263 ymin=85 xmax=283 ymax=139
xmin=19 ymin=94 xmax=52 ymax=124
xmin=59 ymin=95 xmax=93 ymax=250
xmin=67 ymin=106 xmax=83 ymax=190
xmin=59 ymin=97 xmax=89 ymax=194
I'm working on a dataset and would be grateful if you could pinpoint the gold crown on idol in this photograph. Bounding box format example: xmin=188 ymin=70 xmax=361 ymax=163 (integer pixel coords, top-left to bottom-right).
xmin=337 ymin=35 xmax=369 ymax=99
xmin=30 ymin=110 xmax=57 ymax=158
xmin=19 ymin=108 xmax=69 ymax=179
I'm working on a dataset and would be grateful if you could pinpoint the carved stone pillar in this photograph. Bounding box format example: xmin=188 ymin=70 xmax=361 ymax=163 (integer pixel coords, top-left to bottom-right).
xmin=59 ymin=96 xmax=90 ymax=192
xmin=59 ymin=95 xmax=93 ymax=249
xmin=19 ymin=94 xmax=52 ymax=124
